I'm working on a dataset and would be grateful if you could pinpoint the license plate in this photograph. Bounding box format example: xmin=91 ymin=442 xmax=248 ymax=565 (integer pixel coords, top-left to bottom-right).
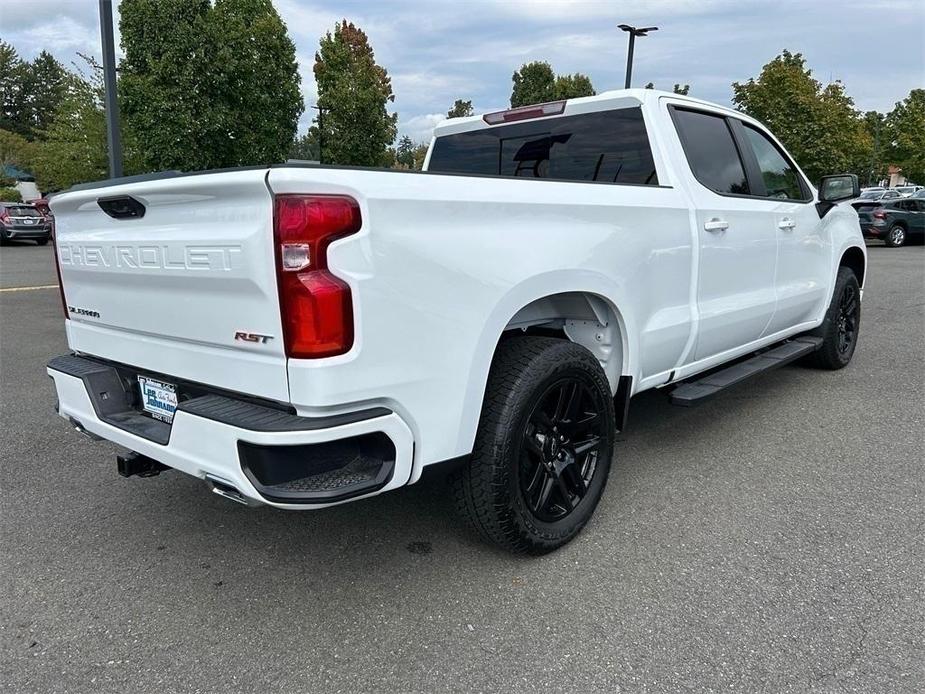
xmin=138 ymin=376 xmax=178 ymax=423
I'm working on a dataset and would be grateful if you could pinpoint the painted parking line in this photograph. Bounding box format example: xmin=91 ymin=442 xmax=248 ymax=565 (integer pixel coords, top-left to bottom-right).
xmin=0 ymin=284 xmax=59 ymax=292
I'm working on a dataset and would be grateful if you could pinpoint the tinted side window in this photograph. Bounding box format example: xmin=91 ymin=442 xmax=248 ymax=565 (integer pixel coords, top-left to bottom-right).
xmin=671 ymin=109 xmax=749 ymax=195
xmin=428 ymin=108 xmax=658 ymax=185
xmin=741 ymin=125 xmax=808 ymax=201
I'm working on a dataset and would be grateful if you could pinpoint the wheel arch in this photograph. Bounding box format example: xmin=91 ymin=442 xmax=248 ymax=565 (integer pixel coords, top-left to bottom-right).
xmin=454 ymin=273 xmax=635 ymax=457
xmin=500 ymin=291 xmax=627 ymax=392
xmin=839 ymin=245 xmax=866 ymax=288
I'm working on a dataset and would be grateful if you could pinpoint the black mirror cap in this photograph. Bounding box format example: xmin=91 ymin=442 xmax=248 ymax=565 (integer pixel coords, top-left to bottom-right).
xmin=819 ymin=174 xmax=860 ymax=203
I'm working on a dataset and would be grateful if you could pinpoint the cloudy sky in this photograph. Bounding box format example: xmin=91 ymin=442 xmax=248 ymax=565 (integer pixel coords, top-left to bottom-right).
xmin=2 ymin=0 xmax=923 ymax=142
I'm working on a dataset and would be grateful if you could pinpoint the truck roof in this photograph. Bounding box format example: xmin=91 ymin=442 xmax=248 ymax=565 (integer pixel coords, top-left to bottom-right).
xmin=433 ymin=88 xmax=749 ymax=139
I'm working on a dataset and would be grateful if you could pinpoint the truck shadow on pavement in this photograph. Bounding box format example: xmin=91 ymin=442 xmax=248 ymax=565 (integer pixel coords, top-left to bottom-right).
xmin=97 ymin=365 xmax=810 ymax=574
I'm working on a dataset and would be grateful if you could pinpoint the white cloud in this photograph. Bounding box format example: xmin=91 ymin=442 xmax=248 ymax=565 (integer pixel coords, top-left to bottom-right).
xmin=1 ymin=0 xmax=922 ymax=146
xmin=399 ymin=113 xmax=446 ymax=143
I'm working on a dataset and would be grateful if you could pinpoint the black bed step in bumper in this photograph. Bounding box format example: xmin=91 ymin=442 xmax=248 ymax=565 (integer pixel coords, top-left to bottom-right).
xmin=47 ymin=353 xmax=413 ymax=506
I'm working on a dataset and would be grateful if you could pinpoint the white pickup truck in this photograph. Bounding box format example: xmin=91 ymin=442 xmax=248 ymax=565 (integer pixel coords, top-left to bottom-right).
xmin=47 ymin=90 xmax=865 ymax=554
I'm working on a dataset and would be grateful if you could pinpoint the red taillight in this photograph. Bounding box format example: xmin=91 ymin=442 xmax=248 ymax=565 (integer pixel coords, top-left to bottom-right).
xmin=273 ymin=195 xmax=361 ymax=358
xmin=482 ymin=100 xmax=566 ymax=125
xmin=50 ymin=216 xmax=69 ymax=319
xmin=872 ymin=209 xmax=887 ymax=219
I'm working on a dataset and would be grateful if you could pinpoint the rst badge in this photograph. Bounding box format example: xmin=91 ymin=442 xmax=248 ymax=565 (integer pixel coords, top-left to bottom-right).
xmin=234 ymin=331 xmax=273 ymax=344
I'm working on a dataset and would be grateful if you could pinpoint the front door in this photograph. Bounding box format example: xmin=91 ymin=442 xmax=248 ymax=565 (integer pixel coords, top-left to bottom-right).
xmin=734 ymin=122 xmax=829 ymax=334
xmin=670 ymin=107 xmax=778 ymax=362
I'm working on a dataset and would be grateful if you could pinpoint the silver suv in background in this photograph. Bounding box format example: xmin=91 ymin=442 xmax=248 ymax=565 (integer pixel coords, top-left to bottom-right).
xmin=0 ymin=202 xmax=51 ymax=246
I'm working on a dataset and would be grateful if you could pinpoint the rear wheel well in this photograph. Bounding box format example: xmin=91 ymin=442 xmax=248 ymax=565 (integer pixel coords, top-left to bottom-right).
xmin=499 ymin=292 xmax=624 ymax=393
xmin=839 ymin=246 xmax=866 ymax=288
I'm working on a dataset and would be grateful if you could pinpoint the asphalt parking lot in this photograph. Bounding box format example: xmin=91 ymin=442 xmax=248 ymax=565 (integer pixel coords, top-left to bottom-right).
xmin=1 ymin=241 xmax=922 ymax=693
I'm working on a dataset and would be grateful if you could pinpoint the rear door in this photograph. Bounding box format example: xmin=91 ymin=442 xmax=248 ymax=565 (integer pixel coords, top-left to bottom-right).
xmin=50 ymin=169 xmax=290 ymax=402
xmin=670 ymin=106 xmax=777 ymax=361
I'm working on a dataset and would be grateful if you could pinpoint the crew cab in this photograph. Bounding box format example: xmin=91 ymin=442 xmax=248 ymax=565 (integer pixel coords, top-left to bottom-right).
xmin=47 ymin=90 xmax=866 ymax=554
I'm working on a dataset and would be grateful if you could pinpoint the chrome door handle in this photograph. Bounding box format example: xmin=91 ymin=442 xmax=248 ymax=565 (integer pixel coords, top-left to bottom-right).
xmin=704 ymin=219 xmax=729 ymax=232
xmin=778 ymin=218 xmax=796 ymax=230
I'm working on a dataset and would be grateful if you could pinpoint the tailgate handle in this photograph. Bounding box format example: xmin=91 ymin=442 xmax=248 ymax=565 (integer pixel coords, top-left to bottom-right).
xmin=98 ymin=195 xmax=146 ymax=219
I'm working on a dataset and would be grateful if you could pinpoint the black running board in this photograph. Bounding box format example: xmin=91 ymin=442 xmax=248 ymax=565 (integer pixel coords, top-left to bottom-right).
xmin=669 ymin=336 xmax=823 ymax=407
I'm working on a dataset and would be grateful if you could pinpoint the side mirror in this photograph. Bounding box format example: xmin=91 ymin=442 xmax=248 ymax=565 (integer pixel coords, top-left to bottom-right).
xmin=819 ymin=174 xmax=860 ymax=203
xmin=816 ymin=174 xmax=860 ymax=218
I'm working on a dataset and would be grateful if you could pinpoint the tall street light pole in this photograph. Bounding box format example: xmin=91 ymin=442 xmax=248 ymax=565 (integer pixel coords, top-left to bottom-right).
xmin=618 ymin=24 xmax=658 ymax=89
xmin=99 ymin=0 xmax=123 ymax=178
xmin=312 ymin=104 xmax=329 ymax=164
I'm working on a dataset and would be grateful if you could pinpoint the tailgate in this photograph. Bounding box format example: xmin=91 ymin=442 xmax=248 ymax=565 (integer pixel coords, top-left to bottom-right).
xmin=50 ymin=169 xmax=289 ymax=402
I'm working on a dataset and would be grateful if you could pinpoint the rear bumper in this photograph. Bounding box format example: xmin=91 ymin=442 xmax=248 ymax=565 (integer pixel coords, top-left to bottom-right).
xmin=48 ymin=354 xmax=414 ymax=509
xmin=1 ymin=224 xmax=51 ymax=239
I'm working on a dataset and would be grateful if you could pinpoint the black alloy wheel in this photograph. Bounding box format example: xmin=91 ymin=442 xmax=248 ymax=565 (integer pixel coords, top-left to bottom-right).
xmin=836 ymin=282 xmax=859 ymax=357
xmin=520 ymin=378 xmax=605 ymax=522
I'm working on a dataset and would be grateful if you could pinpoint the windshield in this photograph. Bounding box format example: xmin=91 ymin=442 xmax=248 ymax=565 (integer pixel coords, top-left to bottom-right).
xmin=859 ymin=191 xmax=881 ymax=199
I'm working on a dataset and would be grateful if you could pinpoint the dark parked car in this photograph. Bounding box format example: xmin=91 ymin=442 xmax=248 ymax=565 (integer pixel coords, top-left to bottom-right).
xmin=859 ymin=198 xmax=925 ymax=247
xmin=851 ymin=189 xmax=902 ymax=215
xmin=0 ymin=202 xmax=52 ymax=245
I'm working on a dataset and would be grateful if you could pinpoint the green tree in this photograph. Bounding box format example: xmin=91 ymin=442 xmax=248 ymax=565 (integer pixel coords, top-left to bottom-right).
xmin=412 ymin=142 xmax=429 ymax=170
xmin=511 ymin=62 xmax=596 ymax=106
xmin=288 ymin=129 xmax=319 ymax=161
xmin=28 ymin=76 xmax=108 ymax=191
xmin=553 ymin=73 xmax=595 ymax=100
xmin=643 ymin=82 xmax=691 ymax=94
xmin=0 ymin=41 xmax=26 ymax=136
xmin=18 ymin=51 xmax=73 ymax=139
xmin=511 ymin=61 xmax=555 ymax=107
xmin=313 ymin=20 xmax=397 ymax=166
xmin=25 ymin=55 xmax=144 ymax=191
xmin=119 ymin=0 xmax=302 ymax=172
xmin=395 ymin=135 xmax=415 ymax=168
xmin=447 ymin=99 xmax=473 ymax=118
xmin=884 ymin=89 xmax=925 ymax=184
xmin=732 ymin=50 xmax=871 ymax=183
xmin=0 ymin=128 xmax=33 ymax=175
xmin=0 ymin=186 xmax=21 ymax=201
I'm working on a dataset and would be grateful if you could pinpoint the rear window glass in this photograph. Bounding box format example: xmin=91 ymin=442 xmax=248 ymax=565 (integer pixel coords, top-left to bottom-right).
xmin=7 ymin=206 xmax=41 ymax=217
xmin=428 ymin=107 xmax=659 ymax=186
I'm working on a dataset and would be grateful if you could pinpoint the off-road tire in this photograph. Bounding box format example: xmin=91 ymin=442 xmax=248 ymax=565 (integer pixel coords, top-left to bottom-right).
xmin=449 ymin=336 xmax=615 ymax=554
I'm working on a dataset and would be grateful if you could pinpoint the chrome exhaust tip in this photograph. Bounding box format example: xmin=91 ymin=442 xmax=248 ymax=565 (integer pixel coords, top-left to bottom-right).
xmin=69 ymin=417 xmax=102 ymax=441
xmin=204 ymin=475 xmax=262 ymax=507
